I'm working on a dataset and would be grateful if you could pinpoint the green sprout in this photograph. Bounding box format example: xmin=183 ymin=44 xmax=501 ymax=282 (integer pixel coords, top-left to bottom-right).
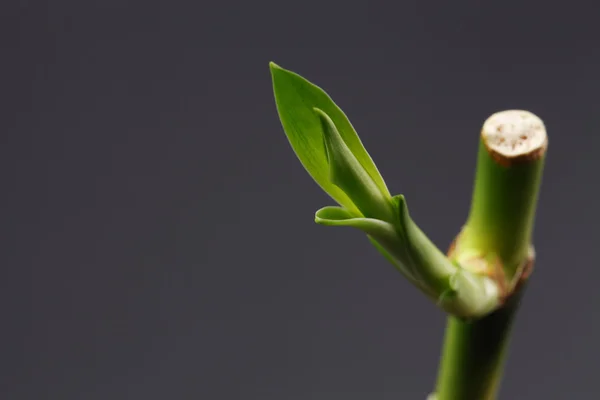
xmin=269 ymin=62 xmax=547 ymax=400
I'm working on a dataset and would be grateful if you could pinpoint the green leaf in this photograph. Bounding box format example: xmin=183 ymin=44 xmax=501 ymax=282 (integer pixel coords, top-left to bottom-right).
xmin=270 ymin=62 xmax=501 ymax=318
xmin=270 ymin=62 xmax=390 ymax=215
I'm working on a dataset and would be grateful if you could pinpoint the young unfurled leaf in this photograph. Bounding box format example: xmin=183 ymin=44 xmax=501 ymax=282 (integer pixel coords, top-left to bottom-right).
xmin=314 ymin=108 xmax=395 ymax=222
xmin=270 ymin=62 xmax=390 ymax=215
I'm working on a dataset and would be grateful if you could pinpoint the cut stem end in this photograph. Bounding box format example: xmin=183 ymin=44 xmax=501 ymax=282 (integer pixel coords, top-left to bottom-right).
xmin=481 ymin=110 xmax=547 ymax=167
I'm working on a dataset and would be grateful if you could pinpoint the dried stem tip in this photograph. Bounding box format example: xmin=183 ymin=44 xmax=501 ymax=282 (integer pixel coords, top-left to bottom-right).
xmin=481 ymin=110 xmax=547 ymax=166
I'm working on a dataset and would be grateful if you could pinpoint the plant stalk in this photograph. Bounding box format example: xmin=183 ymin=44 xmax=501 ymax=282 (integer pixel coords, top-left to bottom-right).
xmin=434 ymin=282 xmax=527 ymax=400
xmin=432 ymin=110 xmax=547 ymax=400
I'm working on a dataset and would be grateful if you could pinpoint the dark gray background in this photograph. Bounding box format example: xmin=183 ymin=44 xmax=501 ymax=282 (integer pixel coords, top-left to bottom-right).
xmin=1 ymin=1 xmax=597 ymax=399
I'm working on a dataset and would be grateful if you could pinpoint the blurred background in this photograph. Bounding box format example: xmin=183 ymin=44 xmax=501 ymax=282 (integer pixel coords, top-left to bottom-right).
xmin=1 ymin=1 xmax=598 ymax=399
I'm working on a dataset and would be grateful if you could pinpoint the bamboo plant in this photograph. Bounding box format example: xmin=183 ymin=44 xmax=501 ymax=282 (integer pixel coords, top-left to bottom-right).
xmin=269 ymin=62 xmax=547 ymax=400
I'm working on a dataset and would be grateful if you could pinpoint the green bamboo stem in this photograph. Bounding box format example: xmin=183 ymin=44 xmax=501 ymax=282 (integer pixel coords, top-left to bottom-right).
xmin=268 ymin=65 xmax=549 ymax=399
xmin=433 ymin=110 xmax=547 ymax=400
xmin=434 ymin=283 xmax=527 ymax=400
